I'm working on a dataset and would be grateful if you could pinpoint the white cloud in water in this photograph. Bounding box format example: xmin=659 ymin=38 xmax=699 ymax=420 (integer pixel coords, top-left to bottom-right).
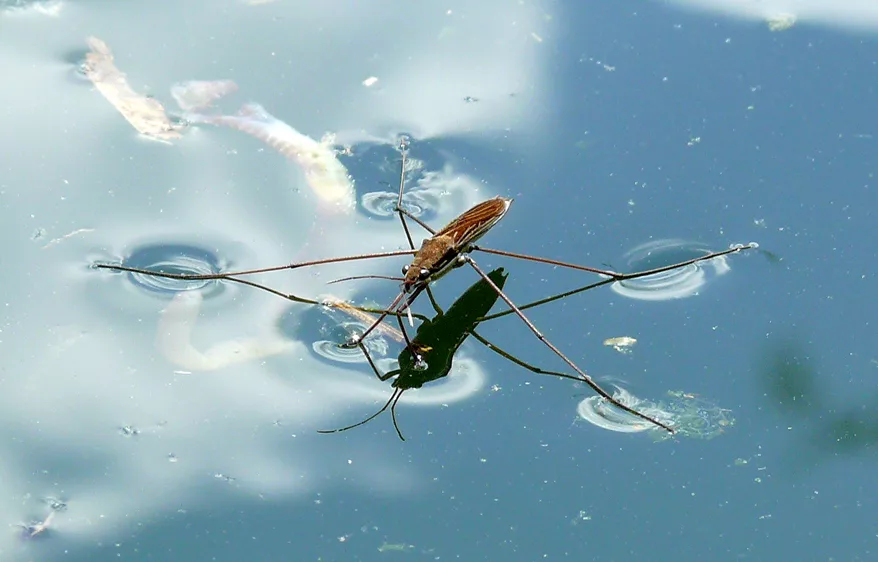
xmin=658 ymin=0 xmax=878 ymax=31
xmin=0 ymin=0 xmax=553 ymax=555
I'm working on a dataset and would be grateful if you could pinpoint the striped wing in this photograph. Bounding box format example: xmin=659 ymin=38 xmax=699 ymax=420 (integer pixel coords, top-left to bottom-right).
xmin=436 ymin=196 xmax=512 ymax=248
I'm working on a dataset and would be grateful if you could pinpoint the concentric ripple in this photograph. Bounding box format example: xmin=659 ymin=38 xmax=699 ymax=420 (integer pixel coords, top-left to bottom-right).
xmin=360 ymin=189 xmax=440 ymax=222
xmin=279 ymin=303 xmax=394 ymax=366
xmin=610 ymin=239 xmax=734 ymax=301
xmin=102 ymin=243 xmax=225 ymax=298
xmin=577 ymin=385 xmax=733 ymax=440
xmin=311 ymin=321 xmax=390 ymax=364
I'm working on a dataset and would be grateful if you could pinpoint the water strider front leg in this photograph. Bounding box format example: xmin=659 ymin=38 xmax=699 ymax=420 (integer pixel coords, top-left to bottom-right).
xmin=93 ymin=248 xmax=419 ymax=281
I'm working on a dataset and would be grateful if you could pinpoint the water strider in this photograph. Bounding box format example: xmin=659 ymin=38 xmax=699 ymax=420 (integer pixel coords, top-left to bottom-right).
xmin=94 ymin=139 xmax=758 ymax=433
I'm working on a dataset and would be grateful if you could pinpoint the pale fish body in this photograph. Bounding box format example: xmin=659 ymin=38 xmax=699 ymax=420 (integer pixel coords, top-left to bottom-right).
xmin=189 ymin=103 xmax=356 ymax=215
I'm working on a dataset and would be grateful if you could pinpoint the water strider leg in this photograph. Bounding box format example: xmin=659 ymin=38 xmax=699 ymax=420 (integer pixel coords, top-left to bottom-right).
xmin=476 ymin=244 xmax=758 ymax=323
xmin=93 ymin=248 xmax=418 ymax=281
xmin=318 ymin=386 xmax=406 ymax=440
xmin=469 ymin=331 xmax=585 ymax=384
xmin=221 ymin=275 xmax=427 ymax=321
xmin=472 ymin=243 xmax=756 ymax=279
xmin=318 ymin=338 xmax=408 ymax=440
xmin=461 ymin=255 xmax=675 ymax=433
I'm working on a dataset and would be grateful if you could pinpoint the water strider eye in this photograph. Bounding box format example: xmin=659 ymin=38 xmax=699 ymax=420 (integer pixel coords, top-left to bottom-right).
xmin=418 ymin=268 xmax=430 ymax=280
xmin=401 ymin=264 xmax=410 ymax=275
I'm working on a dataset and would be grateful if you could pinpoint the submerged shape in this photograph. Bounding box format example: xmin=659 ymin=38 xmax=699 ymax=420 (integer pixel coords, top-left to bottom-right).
xmin=170 ymin=79 xmax=238 ymax=112
xmin=577 ymin=386 xmax=733 ymax=440
xmin=83 ymin=37 xmax=183 ymax=141
xmin=171 ymin=80 xmax=356 ymax=215
xmin=156 ymin=292 xmax=295 ymax=371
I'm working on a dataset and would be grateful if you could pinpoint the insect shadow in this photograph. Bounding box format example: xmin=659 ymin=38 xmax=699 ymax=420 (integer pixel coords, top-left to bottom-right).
xmin=319 ymin=267 xmax=509 ymax=440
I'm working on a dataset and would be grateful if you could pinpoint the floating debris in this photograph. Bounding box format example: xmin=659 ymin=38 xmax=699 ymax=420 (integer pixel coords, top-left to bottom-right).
xmin=156 ymin=291 xmax=295 ymax=372
xmin=319 ymin=296 xmax=405 ymax=344
xmin=378 ymin=542 xmax=415 ymax=553
xmin=603 ymin=336 xmax=637 ymax=355
xmin=767 ymin=13 xmax=796 ymax=32
xmin=170 ymin=79 xmax=237 ymax=112
xmin=41 ymin=228 xmax=95 ymax=250
xmin=577 ymin=386 xmax=733 ymax=440
xmin=83 ymin=37 xmax=183 ymax=142
xmin=171 ymin=80 xmax=356 ymax=214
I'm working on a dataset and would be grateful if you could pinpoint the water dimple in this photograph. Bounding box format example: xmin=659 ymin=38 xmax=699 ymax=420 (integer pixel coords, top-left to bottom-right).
xmin=314 ymin=320 xmax=390 ymax=364
xmin=360 ymin=189 xmax=439 ymax=222
xmin=105 ymin=243 xmax=225 ymax=298
xmin=61 ymin=48 xmax=90 ymax=81
xmin=610 ymin=239 xmax=732 ymax=301
xmin=279 ymin=304 xmax=391 ymax=366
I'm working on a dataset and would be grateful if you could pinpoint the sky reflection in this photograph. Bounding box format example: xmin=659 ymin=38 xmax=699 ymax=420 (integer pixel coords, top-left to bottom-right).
xmin=0 ymin=0 xmax=551 ymax=555
xmin=659 ymin=0 xmax=878 ymax=31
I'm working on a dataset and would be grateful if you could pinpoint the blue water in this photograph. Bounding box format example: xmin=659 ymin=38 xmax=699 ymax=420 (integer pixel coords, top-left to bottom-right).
xmin=1 ymin=1 xmax=875 ymax=561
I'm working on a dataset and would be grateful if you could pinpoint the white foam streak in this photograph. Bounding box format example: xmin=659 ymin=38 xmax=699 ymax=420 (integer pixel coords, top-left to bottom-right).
xmin=659 ymin=0 xmax=878 ymax=31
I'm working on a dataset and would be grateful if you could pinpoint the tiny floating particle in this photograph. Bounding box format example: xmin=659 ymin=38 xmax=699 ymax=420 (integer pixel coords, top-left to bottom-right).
xmin=362 ymin=76 xmax=379 ymax=87
xmin=378 ymin=542 xmax=415 ymax=553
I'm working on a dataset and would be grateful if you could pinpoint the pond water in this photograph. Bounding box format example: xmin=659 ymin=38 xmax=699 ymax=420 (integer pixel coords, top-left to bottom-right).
xmin=1 ymin=1 xmax=875 ymax=561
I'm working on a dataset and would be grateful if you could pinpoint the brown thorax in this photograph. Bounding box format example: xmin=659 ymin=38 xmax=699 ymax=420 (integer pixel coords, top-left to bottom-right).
xmin=402 ymin=235 xmax=457 ymax=292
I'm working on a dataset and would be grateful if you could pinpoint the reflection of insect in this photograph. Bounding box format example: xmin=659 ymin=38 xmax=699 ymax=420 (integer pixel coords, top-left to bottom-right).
xmin=94 ymin=139 xmax=756 ymax=434
xmin=319 ymin=267 xmax=508 ymax=440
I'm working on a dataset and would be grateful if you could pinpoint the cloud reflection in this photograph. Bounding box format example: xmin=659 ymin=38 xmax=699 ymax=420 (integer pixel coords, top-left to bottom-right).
xmin=658 ymin=0 xmax=878 ymax=32
xmin=0 ymin=0 xmax=550 ymax=555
